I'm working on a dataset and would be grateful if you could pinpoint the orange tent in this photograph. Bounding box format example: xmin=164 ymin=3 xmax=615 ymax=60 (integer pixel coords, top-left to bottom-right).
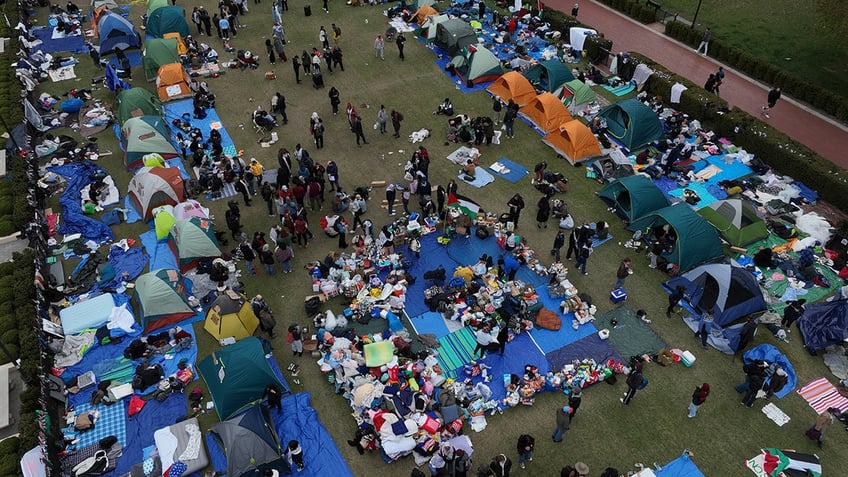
xmin=156 ymin=63 xmax=193 ymax=102
xmin=543 ymin=120 xmax=602 ymax=165
xmin=519 ymin=93 xmax=573 ymax=134
xmin=163 ymin=32 xmax=188 ymax=55
xmin=412 ymin=5 xmax=438 ymax=25
xmin=487 ymin=71 xmax=536 ymax=107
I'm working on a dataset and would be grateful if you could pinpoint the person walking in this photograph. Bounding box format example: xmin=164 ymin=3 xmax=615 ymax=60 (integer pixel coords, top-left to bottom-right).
xmin=695 ymin=27 xmax=711 ymax=55
xmin=396 ymin=32 xmax=406 ymax=60
xmin=492 ymin=96 xmax=502 ymax=124
xmin=352 ymin=116 xmax=368 ymax=146
xmin=551 ymin=230 xmax=565 ymax=262
xmin=328 ymin=86 xmax=341 ymax=115
xmin=287 ymin=323 xmax=304 ymax=356
xmin=614 ymin=258 xmax=632 ymax=290
xmin=621 ymin=361 xmax=644 ymax=404
xmin=391 ymin=109 xmax=404 ymax=138
xmin=667 ymin=285 xmax=686 ymax=317
xmin=552 ymin=405 xmax=571 ymax=442
xmin=332 ymin=23 xmax=341 ymax=45
xmin=489 ymin=454 xmax=512 ymax=477
xmin=688 ymin=382 xmax=710 ymax=418
xmin=292 ymin=54 xmax=301 ymax=83
xmin=704 ymin=73 xmax=717 ymax=94
xmin=516 ymin=434 xmax=534 ymax=470
xmin=714 ymin=66 xmax=725 ymax=95
xmin=350 ymin=193 xmax=367 ymax=230
xmin=319 ymin=26 xmax=329 ymax=50
xmin=762 ymin=87 xmax=781 ymax=119
xmin=507 ymin=193 xmax=524 ymax=227
xmin=287 ymin=441 xmax=305 ymax=471
xmin=374 ymin=34 xmax=384 ymax=60
xmin=377 ymin=105 xmax=388 ymax=134
xmin=571 ymin=3 xmax=579 ymax=16
xmin=536 ymin=194 xmax=551 ymax=229
xmin=806 ymin=408 xmax=839 ymax=448
xmin=575 ymin=241 xmax=593 ymax=276
xmin=385 ymin=183 xmax=397 ymax=216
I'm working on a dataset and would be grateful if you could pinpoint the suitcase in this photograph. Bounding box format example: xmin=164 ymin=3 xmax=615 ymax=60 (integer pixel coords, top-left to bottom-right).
xmin=304 ymin=4 xmax=311 ymax=16
xmin=610 ymin=287 xmax=627 ymax=303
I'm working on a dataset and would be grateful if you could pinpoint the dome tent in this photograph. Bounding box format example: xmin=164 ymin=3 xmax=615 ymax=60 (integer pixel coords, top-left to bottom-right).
xmin=153 ymin=204 xmax=176 ymax=240
xmin=209 ymin=404 xmax=287 ymax=477
xmin=168 ymin=217 xmax=221 ymax=272
xmin=598 ymin=175 xmax=669 ymax=223
xmin=133 ymin=268 xmax=196 ymax=332
xmin=435 ymin=19 xmax=477 ymax=56
xmin=146 ymin=5 xmax=191 ymax=39
xmin=97 ymin=11 xmax=141 ymax=53
xmin=448 ymin=45 xmax=504 ymax=87
xmin=128 ymin=166 xmax=185 ymax=221
xmin=203 ymin=292 xmax=259 ymax=341
xmin=519 ymin=92 xmax=573 ymax=134
xmin=156 ymin=63 xmax=193 ymax=102
xmin=121 ymin=115 xmax=179 ymax=169
xmin=543 ymin=120 xmax=602 ymax=165
xmin=698 ymin=199 xmax=769 ymax=247
xmin=143 ymin=38 xmax=180 ymax=82
xmin=523 ymin=59 xmax=575 ymax=93
xmin=560 ymin=79 xmax=597 ymax=112
xmin=596 ymin=98 xmax=664 ymax=150
xmin=487 ymin=71 xmax=536 ymax=107
xmin=117 ymin=88 xmax=164 ymax=124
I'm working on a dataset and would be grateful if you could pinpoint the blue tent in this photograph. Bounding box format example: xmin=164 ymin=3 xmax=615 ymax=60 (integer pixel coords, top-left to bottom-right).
xmin=97 ymin=11 xmax=141 ymax=53
xmin=798 ymin=299 xmax=848 ymax=352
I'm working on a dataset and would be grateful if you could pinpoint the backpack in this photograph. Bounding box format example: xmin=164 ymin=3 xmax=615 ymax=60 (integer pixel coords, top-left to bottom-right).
xmin=580 ymin=245 xmax=592 ymax=259
xmin=636 ymin=375 xmax=649 ymax=390
xmin=286 ymin=331 xmax=295 ymax=343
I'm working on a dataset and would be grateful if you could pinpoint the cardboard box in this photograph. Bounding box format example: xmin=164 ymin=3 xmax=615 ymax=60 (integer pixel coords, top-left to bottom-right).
xmin=304 ymin=293 xmax=328 ymax=303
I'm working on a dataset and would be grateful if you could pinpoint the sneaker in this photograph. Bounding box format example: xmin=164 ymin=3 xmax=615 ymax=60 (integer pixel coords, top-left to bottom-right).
xmin=764 ymin=113 xmax=770 ymax=119
xmin=620 ymin=398 xmax=626 ymax=403
xmin=520 ymin=463 xmax=525 ymax=469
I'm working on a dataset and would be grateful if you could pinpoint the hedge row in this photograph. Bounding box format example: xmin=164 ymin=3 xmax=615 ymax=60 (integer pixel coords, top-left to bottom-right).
xmin=665 ymin=21 xmax=848 ymax=122
xmin=596 ymin=0 xmax=659 ymax=23
xmin=542 ymin=7 xmax=614 ymax=66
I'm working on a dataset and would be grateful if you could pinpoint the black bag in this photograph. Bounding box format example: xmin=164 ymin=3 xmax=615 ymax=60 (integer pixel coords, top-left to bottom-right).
xmin=258 ymin=310 xmax=277 ymax=330
xmin=475 ymin=227 xmax=490 ymax=239
xmin=304 ymin=296 xmax=321 ymax=315
xmin=304 ymin=4 xmax=311 ymax=16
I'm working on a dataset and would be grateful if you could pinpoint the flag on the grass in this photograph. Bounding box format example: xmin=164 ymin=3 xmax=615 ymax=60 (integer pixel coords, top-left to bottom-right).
xmin=447 ymin=192 xmax=481 ymax=220
xmin=745 ymin=448 xmax=821 ymax=477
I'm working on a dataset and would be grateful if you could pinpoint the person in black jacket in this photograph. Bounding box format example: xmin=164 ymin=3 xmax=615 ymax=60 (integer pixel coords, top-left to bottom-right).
xmin=239 ymin=235 xmax=257 ymax=275
xmin=516 ymin=435 xmax=534 ymax=470
xmin=489 ymin=454 xmax=512 ymax=477
xmin=781 ymin=299 xmax=805 ymax=328
xmin=666 ymin=285 xmax=685 ymax=317
xmin=620 ymin=362 xmax=643 ymax=405
xmin=507 ymin=193 xmax=524 ymax=227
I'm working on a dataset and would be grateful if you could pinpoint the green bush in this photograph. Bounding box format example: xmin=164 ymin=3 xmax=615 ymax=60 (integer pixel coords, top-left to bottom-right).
xmin=0 ymin=315 xmax=15 ymax=336
xmin=584 ymin=34 xmax=613 ymax=65
xmin=664 ymin=21 xmax=848 ymax=122
xmin=630 ymin=53 xmax=728 ymax=120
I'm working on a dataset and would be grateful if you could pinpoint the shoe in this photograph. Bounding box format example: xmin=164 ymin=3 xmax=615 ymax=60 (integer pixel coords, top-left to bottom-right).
xmin=764 ymin=113 xmax=770 ymax=119
xmin=620 ymin=398 xmax=626 ymax=403
xmin=520 ymin=463 xmax=525 ymax=469
xmin=582 ymin=272 xmax=589 ymax=276
xmin=528 ymin=458 xmax=532 ymax=462
xmin=666 ymin=311 xmax=671 ymax=318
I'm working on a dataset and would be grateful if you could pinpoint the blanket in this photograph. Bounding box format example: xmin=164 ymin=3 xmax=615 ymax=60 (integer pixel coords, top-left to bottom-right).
xmin=458 ymin=167 xmax=495 ymax=188
xmin=49 ymin=65 xmax=76 ymax=82
xmin=797 ymin=377 xmax=848 ymax=414
xmin=488 ymin=158 xmax=529 ymax=183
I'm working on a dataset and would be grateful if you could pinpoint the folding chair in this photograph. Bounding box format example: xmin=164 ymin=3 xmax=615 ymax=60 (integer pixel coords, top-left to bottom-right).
xmin=252 ymin=113 xmax=267 ymax=134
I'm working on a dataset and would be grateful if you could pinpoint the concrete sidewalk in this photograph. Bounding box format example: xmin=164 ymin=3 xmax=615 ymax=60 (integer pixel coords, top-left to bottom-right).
xmin=546 ymin=0 xmax=848 ymax=169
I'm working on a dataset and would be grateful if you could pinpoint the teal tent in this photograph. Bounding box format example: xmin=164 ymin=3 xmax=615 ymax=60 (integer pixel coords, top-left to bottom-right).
xmin=597 ymin=98 xmax=664 ymax=150
xmin=133 ymin=268 xmax=195 ymax=332
xmin=697 ymin=199 xmax=769 ymax=247
xmin=146 ymin=5 xmax=190 ymax=39
xmin=449 ymin=45 xmax=503 ymax=87
xmin=435 ymin=19 xmax=477 ymax=56
xmin=598 ymin=175 xmax=669 ymax=223
xmin=523 ymin=59 xmax=575 ymax=93
xmin=628 ymin=203 xmax=724 ymax=272
xmin=209 ymin=404 xmax=286 ymax=477
xmin=117 ymin=88 xmax=164 ymax=124
xmin=561 ymin=79 xmax=596 ymax=110
xmin=143 ymin=38 xmax=180 ymax=81
xmin=198 ymin=337 xmax=288 ymax=420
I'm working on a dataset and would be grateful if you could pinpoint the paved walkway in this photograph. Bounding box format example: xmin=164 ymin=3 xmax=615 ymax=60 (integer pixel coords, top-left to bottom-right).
xmin=547 ymin=0 xmax=848 ymax=169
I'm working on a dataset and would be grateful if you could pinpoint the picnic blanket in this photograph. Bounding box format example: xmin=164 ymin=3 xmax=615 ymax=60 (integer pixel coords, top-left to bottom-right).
xmin=68 ymin=401 xmax=127 ymax=448
xmin=797 ymin=377 xmax=848 ymax=414
xmin=488 ymin=158 xmax=529 ymax=183
xmin=459 ymin=167 xmax=495 ymax=188
xmin=436 ymin=326 xmax=479 ymax=379
xmin=49 ymin=65 xmax=76 ymax=82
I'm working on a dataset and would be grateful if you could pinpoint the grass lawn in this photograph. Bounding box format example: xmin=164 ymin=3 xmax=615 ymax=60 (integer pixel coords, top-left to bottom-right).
xmin=30 ymin=1 xmax=848 ymax=475
xmin=657 ymin=0 xmax=848 ymax=100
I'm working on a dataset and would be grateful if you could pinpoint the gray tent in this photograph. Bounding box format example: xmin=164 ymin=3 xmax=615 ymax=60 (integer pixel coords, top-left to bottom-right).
xmin=209 ymin=404 xmax=286 ymax=477
xmin=435 ymin=19 xmax=478 ymax=56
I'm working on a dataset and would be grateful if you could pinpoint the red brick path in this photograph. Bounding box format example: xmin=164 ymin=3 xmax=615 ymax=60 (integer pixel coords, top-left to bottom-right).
xmin=546 ymin=0 xmax=848 ymax=169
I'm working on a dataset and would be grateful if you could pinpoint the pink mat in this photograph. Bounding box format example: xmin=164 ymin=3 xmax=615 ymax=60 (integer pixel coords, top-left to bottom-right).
xmin=796 ymin=377 xmax=848 ymax=414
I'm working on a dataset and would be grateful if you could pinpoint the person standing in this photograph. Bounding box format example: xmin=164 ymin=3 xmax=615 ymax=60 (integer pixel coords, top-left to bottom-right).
xmin=781 ymin=299 xmax=805 ymax=329
xmin=536 ymin=194 xmax=551 ymax=229
xmin=239 ymin=235 xmax=257 ymax=274
xmin=396 ymin=32 xmax=406 ymax=60
xmin=695 ymin=27 xmax=711 ymax=55
xmin=212 ymin=13 xmax=222 ymax=38
xmin=568 ymin=387 xmax=582 ymax=419
xmin=551 ymin=230 xmax=565 ymax=262
xmin=489 ymin=454 xmax=512 ymax=477
xmin=575 ymin=241 xmax=593 ymax=276
xmin=391 ymin=109 xmax=404 ymax=138
xmin=294 ymin=216 xmax=309 ymax=248
xmin=199 ymin=7 xmax=212 ymax=36
xmin=327 ymin=86 xmax=341 ymax=116
xmin=326 ymin=160 xmax=339 ymax=191
xmin=688 ymin=383 xmax=710 ymax=418
xmin=762 ymin=87 xmax=781 ymax=119
xmin=614 ymin=258 xmax=632 ymax=290
xmin=695 ymin=309 xmax=714 ymax=349
xmin=259 ymin=244 xmax=276 ymax=275
xmin=454 ymin=449 xmax=472 ymax=477
xmin=263 ymin=383 xmax=283 ymax=412
xmin=497 ymin=326 xmax=509 ymax=356
xmin=322 ymin=0 xmax=329 ymax=13
xmin=620 ymin=362 xmax=643 ymax=405
xmin=287 ymin=441 xmax=305 ymax=471
xmin=473 ymin=326 xmax=497 ymax=358
xmin=312 ymin=117 xmax=325 ymax=149
xmin=331 ymin=23 xmax=341 ymax=45
xmin=287 ymin=323 xmax=303 ymax=356
xmin=332 ymin=45 xmax=344 ymax=71
xmin=552 ymin=405 xmax=571 ymax=442
xmin=352 ymin=115 xmax=368 ymax=146
xmin=516 ymin=435 xmax=534 ymax=470
xmin=507 ymin=193 xmax=525 ymax=227
xmin=376 ymin=105 xmax=388 ymax=134
xmin=565 ymin=226 xmax=580 ymax=261
xmin=385 ymin=183 xmax=397 ymax=216
xmin=275 ymin=243 xmax=293 ymax=273
xmin=335 ymin=218 xmax=348 ymax=249
xmin=374 ymin=34 xmax=384 ymax=60
xmin=807 ymin=408 xmax=839 ymax=448
xmin=492 ymin=96 xmax=502 ymax=124
xmin=704 ymin=73 xmax=717 ymax=94
xmin=234 ymin=173 xmax=252 ymax=206
xmin=667 ymin=285 xmax=686 ymax=317
xmin=218 ymin=14 xmax=230 ymax=40
xmin=292 ymin=54 xmax=301 ymax=83
xmin=736 ymin=316 xmax=758 ymax=354
xmin=350 ymin=193 xmax=367 ymax=230
xmin=714 ymin=66 xmax=725 ymax=95
xmin=319 ymin=26 xmax=329 ymax=50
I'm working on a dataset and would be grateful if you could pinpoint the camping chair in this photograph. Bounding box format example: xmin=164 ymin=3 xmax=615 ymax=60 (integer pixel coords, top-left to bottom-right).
xmin=252 ymin=114 xmax=267 ymax=134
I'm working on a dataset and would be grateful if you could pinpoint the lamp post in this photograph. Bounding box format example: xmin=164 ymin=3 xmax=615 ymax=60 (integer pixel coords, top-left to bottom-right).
xmin=691 ymin=0 xmax=703 ymax=28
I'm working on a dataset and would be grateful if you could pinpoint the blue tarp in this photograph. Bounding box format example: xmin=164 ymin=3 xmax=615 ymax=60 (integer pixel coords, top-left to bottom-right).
xmin=741 ymin=344 xmax=797 ymax=399
xmin=655 ymin=452 xmax=705 ymax=477
xmin=139 ymin=229 xmax=178 ymax=271
xmin=489 ymin=158 xmax=529 ymax=183
xmin=467 ymin=332 xmax=550 ymax=404
xmin=545 ymin=333 xmax=623 ymax=371
xmin=30 ymin=27 xmax=87 ymax=53
xmin=49 ymin=162 xmax=115 ymax=243
xmin=91 ymin=246 xmax=149 ymax=293
xmin=163 ymin=99 xmax=237 ymax=158
xmin=798 ymin=299 xmax=848 ymax=351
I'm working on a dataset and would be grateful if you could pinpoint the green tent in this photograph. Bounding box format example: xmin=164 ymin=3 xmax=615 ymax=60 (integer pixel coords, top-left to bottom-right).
xmin=133 ymin=268 xmax=196 ymax=332
xmin=523 ymin=59 xmax=575 ymax=93
xmin=198 ymin=337 xmax=287 ymax=420
xmin=599 ymin=175 xmax=669 ymax=223
xmin=169 ymin=217 xmax=221 ymax=272
xmin=121 ymin=116 xmax=179 ymax=169
xmin=435 ymin=19 xmax=478 ymax=56
xmin=698 ymin=199 xmax=769 ymax=247
xmin=561 ymin=79 xmax=596 ymax=109
xmin=597 ymin=98 xmax=664 ymax=150
xmin=147 ymin=0 xmax=168 ymax=14
xmin=449 ymin=45 xmax=503 ymax=87
xmin=414 ymin=0 xmax=435 ymax=8
xmin=143 ymin=38 xmax=180 ymax=82
xmin=153 ymin=204 xmax=176 ymax=240
xmin=117 ymin=88 xmax=164 ymax=125
xmin=420 ymin=14 xmax=448 ymax=42
xmin=628 ymin=203 xmax=724 ymax=272
xmin=146 ymin=5 xmax=190 ymax=39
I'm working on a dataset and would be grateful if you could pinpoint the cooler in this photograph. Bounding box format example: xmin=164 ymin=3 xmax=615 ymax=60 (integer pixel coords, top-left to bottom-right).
xmin=681 ymin=350 xmax=696 ymax=367
xmin=610 ymin=287 xmax=628 ymax=303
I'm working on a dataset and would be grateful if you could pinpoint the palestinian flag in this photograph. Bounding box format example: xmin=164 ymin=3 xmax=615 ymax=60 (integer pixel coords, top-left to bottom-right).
xmin=746 ymin=448 xmax=821 ymax=477
xmin=447 ymin=192 xmax=481 ymax=220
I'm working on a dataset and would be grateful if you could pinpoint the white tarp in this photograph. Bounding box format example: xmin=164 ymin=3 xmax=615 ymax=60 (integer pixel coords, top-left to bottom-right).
xmin=569 ymin=27 xmax=597 ymax=51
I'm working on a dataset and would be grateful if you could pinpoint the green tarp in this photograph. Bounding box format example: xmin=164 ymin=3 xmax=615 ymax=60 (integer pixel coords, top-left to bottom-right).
xmin=523 ymin=59 xmax=575 ymax=93
xmin=601 ymin=306 xmax=669 ymax=358
xmin=628 ymin=203 xmax=724 ymax=272
xmin=597 ymin=98 xmax=664 ymax=150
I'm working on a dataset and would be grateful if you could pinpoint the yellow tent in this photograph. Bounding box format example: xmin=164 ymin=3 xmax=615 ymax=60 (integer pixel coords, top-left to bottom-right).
xmin=204 ymin=293 xmax=259 ymax=341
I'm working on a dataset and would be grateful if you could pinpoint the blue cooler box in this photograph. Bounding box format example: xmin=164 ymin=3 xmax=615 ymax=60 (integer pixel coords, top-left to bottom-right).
xmin=610 ymin=288 xmax=628 ymax=303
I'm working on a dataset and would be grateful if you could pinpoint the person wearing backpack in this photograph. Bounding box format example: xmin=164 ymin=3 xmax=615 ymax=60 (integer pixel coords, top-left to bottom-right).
xmin=575 ymin=241 xmax=593 ymax=276
xmin=621 ymin=361 xmax=644 ymax=405
xmin=287 ymin=323 xmax=304 ymax=356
